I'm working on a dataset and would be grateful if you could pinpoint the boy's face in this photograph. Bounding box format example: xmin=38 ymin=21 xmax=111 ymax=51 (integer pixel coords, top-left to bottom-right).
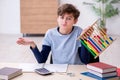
xmin=57 ymin=13 xmax=78 ymax=30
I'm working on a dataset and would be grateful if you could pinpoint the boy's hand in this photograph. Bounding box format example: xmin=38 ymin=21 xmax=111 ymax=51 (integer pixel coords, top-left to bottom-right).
xmin=78 ymin=26 xmax=94 ymax=40
xmin=16 ymin=38 xmax=36 ymax=48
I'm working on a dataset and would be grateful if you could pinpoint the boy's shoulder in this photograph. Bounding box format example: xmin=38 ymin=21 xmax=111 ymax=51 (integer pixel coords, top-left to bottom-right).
xmin=45 ymin=27 xmax=58 ymax=35
xmin=73 ymin=26 xmax=83 ymax=33
xmin=47 ymin=27 xmax=57 ymax=32
xmin=74 ymin=26 xmax=82 ymax=30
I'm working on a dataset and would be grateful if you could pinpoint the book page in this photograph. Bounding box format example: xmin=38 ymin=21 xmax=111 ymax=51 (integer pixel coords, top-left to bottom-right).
xmin=18 ymin=63 xmax=68 ymax=73
xmin=44 ymin=64 xmax=68 ymax=72
xmin=18 ymin=63 xmax=43 ymax=72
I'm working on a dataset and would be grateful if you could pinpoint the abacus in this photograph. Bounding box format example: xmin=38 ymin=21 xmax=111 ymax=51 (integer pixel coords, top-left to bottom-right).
xmin=78 ymin=19 xmax=114 ymax=59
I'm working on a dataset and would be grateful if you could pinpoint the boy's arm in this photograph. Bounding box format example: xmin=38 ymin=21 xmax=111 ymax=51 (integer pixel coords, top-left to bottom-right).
xmin=79 ymin=44 xmax=99 ymax=64
xmin=78 ymin=45 xmax=90 ymax=64
xmin=30 ymin=45 xmax=51 ymax=63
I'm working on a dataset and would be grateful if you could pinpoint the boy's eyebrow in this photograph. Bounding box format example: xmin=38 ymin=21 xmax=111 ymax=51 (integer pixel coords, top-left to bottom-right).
xmin=61 ymin=15 xmax=74 ymax=18
xmin=67 ymin=16 xmax=74 ymax=19
xmin=68 ymin=14 xmax=74 ymax=17
xmin=68 ymin=15 xmax=73 ymax=17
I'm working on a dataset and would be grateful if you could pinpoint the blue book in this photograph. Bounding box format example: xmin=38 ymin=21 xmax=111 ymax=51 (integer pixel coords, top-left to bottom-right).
xmin=81 ymin=72 xmax=117 ymax=80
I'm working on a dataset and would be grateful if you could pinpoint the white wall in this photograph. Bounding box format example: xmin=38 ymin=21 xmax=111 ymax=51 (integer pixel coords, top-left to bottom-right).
xmin=0 ymin=0 xmax=120 ymax=35
xmin=0 ymin=0 xmax=20 ymax=34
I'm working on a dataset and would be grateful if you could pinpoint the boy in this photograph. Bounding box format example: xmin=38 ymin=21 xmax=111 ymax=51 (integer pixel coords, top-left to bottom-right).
xmin=17 ymin=3 xmax=99 ymax=64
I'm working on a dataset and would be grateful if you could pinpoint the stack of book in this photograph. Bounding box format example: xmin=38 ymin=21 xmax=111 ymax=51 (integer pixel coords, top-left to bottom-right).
xmin=0 ymin=67 xmax=22 ymax=80
xmin=117 ymin=68 xmax=120 ymax=77
xmin=87 ymin=62 xmax=117 ymax=78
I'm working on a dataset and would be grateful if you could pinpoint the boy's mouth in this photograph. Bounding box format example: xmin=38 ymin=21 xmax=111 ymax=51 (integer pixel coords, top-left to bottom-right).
xmin=62 ymin=24 xmax=67 ymax=27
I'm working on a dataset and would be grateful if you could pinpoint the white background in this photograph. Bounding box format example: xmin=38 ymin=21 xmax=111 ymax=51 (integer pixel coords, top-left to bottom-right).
xmin=0 ymin=0 xmax=120 ymax=35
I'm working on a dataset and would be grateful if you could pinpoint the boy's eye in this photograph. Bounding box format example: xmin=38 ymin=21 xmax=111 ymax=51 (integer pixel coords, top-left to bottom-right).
xmin=61 ymin=16 xmax=64 ymax=19
xmin=66 ymin=17 xmax=72 ymax=20
xmin=60 ymin=16 xmax=72 ymax=20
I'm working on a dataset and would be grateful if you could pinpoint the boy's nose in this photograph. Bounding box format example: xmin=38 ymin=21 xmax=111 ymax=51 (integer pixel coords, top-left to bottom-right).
xmin=62 ymin=18 xmax=67 ymax=23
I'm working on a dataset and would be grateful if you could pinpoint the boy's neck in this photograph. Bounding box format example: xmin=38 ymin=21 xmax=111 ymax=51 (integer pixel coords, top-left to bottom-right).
xmin=58 ymin=27 xmax=74 ymax=35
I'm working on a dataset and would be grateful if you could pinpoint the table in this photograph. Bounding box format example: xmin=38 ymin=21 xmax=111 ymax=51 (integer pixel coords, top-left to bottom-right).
xmin=0 ymin=63 xmax=118 ymax=80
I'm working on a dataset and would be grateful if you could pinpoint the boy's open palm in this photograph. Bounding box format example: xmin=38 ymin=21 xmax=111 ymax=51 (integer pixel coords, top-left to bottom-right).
xmin=16 ymin=38 xmax=34 ymax=45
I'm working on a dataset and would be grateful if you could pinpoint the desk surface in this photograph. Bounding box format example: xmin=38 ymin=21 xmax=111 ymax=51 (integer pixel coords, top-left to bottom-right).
xmin=0 ymin=63 xmax=118 ymax=80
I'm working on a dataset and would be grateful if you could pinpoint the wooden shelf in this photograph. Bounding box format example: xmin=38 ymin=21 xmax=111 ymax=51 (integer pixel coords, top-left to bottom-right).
xmin=20 ymin=0 xmax=58 ymax=34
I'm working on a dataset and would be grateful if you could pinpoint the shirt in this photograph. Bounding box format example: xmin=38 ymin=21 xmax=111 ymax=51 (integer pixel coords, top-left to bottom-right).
xmin=42 ymin=26 xmax=83 ymax=64
xmin=30 ymin=26 xmax=99 ymax=64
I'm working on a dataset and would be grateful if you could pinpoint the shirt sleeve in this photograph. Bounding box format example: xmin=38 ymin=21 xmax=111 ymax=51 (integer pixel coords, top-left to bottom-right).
xmin=78 ymin=44 xmax=99 ymax=64
xmin=42 ymin=30 xmax=52 ymax=46
xmin=30 ymin=45 xmax=51 ymax=63
xmin=78 ymin=45 xmax=90 ymax=64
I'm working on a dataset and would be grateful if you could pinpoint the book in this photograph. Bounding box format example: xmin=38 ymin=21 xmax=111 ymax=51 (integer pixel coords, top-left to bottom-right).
xmin=117 ymin=68 xmax=120 ymax=77
xmin=88 ymin=69 xmax=117 ymax=78
xmin=87 ymin=62 xmax=117 ymax=73
xmin=81 ymin=72 xmax=118 ymax=80
xmin=0 ymin=67 xmax=22 ymax=80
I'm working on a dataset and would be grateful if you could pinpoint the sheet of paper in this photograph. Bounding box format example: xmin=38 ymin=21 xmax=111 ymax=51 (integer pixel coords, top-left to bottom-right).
xmin=18 ymin=63 xmax=43 ymax=72
xmin=18 ymin=63 xmax=68 ymax=73
xmin=44 ymin=64 xmax=68 ymax=72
